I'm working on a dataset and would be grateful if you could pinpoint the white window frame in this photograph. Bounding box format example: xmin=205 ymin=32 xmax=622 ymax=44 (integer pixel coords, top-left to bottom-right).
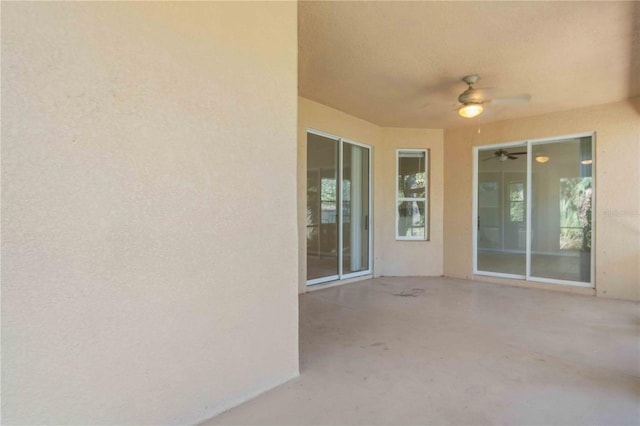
xmin=396 ymin=149 xmax=429 ymax=241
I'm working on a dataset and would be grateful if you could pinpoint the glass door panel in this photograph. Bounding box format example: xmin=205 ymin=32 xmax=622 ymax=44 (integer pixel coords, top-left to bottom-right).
xmin=306 ymin=133 xmax=339 ymax=281
xmin=476 ymin=144 xmax=527 ymax=276
xmin=342 ymin=142 xmax=370 ymax=275
xmin=530 ymin=137 xmax=592 ymax=283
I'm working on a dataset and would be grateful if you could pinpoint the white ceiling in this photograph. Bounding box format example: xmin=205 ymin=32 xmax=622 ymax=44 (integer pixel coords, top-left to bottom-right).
xmin=298 ymin=1 xmax=640 ymax=129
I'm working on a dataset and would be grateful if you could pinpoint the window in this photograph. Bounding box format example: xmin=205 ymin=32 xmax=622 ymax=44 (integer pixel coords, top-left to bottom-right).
xmin=396 ymin=149 xmax=429 ymax=240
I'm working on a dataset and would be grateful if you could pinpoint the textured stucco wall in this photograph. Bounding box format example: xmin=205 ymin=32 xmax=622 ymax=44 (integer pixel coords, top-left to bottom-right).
xmin=444 ymin=99 xmax=640 ymax=301
xmin=2 ymin=3 xmax=299 ymax=424
xmin=297 ymin=98 xmax=444 ymax=292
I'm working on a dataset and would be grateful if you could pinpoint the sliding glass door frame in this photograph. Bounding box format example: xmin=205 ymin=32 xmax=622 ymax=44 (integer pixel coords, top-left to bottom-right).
xmin=473 ymin=132 xmax=595 ymax=288
xmin=306 ymin=129 xmax=340 ymax=286
xmin=306 ymin=128 xmax=373 ymax=286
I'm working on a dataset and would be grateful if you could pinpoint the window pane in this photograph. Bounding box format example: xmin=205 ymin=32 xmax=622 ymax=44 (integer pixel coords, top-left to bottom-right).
xmin=397 ymin=201 xmax=425 ymax=238
xmin=398 ymin=153 xmax=426 ymax=198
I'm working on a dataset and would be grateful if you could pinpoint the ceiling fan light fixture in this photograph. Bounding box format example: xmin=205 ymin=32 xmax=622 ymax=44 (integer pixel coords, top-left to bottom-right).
xmin=459 ymin=103 xmax=483 ymax=118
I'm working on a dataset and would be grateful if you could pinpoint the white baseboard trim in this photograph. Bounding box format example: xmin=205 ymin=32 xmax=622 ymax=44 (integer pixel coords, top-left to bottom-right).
xmin=193 ymin=369 xmax=300 ymax=425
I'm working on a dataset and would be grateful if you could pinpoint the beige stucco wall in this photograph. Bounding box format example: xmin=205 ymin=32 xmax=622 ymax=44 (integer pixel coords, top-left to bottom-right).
xmin=2 ymin=3 xmax=298 ymax=424
xmin=298 ymin=98 xmax=444 ymax=292
xmin=444 ymin=98 xmax=640 ymax=301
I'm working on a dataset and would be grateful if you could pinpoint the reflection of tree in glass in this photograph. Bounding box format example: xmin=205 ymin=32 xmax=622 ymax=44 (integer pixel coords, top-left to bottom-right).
xmin=509 ymin=183 xmax=524 ymax=222
xmin=580 ymin=186 xmax=592 ymax=250
xmin=559 ymin=178 xmax=592 ymax=250
xmin=402 ymin=173 xmax=425 ymax=197
xmin=307 ymin=176 xmax=319 ymax=243
xmin=321 ymin=179 xmax=336 ymax=203
xmin=320 ymin=178 xmax=337 ymax=223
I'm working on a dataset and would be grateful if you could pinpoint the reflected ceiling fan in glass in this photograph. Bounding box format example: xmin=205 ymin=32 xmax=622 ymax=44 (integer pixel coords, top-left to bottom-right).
xmin=482 ymin=149 xmax=527 ymax=162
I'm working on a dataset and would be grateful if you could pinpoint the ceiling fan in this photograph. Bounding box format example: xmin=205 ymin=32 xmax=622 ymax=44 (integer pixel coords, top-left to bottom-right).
xmin=457 ymin=75 xmax=531 ymax=118
xmin=483 ymin=149 xmax=527 ymax=162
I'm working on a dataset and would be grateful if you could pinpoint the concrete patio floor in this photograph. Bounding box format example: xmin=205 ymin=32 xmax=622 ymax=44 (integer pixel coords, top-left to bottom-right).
xmin=204 ymin=277 xmax=640 ymax=425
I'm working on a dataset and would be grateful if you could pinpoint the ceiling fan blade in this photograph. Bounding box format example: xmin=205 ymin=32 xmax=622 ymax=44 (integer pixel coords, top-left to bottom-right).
xmin=490 ymin=94 xmax=531 ymax=105
xmin=482 ymin=156 xmax=497 ymax=161
xmin=472 ymin=87 xmax=495 ymax=99
xmin=509 ymin=151 xmax=527 ymax=155
xmin=508 ymin=155 xmax=518 ymax=160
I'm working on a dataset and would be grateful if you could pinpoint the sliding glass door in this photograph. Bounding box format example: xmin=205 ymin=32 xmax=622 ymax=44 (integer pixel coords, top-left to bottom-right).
xmin=306 ymin=130 xmax=371 ymax=285
xmin=529 ymin=136 xmax=593 ymax=283
xmin=474 ymin=134 xmax=594 ymax=287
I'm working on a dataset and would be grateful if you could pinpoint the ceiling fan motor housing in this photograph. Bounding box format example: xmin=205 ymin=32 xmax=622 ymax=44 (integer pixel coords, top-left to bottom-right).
xmin=459 ymin=74 xmax=483 ymax=105
xmin=458 ymin=89 xmax=483 ymax=105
